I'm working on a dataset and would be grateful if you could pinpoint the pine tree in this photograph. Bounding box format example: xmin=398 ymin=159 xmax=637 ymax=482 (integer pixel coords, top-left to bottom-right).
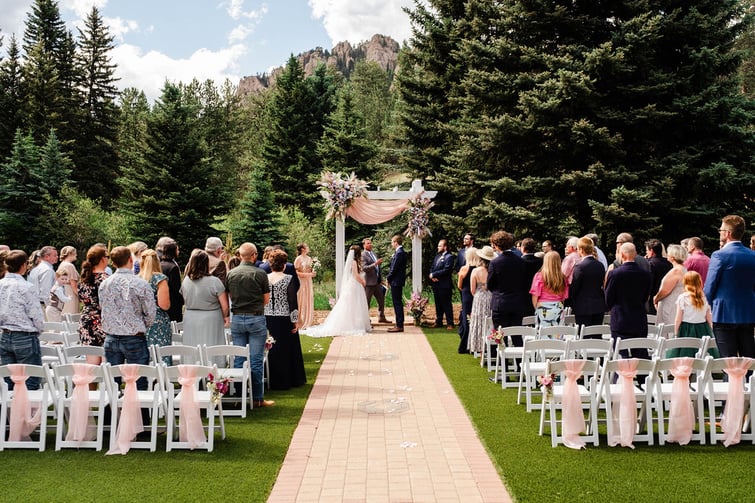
xmin=231 ymin=166 xmax=283 ymax=246
xmin=0 ymin=130 xmax=43 ymax=248
xmin=0 ymin=35 xmax=24 ymax=160
xmin=73 ymin=5 xmax=120 ymax=206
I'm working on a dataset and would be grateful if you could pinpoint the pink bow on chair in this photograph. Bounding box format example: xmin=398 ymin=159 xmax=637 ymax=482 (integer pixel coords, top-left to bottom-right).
xmin=106 ymin=365 xmax=144 ymax=455
xmin=666 ymin=357 xmax=695 ymax=445
xmin=8 ymin=364 xmax=43 ymax=442
xmin=561 ymin=360 xmax=586 ymax=449
xmin=609 ymin=359 xmax=639 ymax=449
xmin=66 ymin=363 xmax=97 ymax=443
xmin=721 ymin=357 xmax=754 ymax=447
xmin=178 ymin=365 xmax=206 ymax=448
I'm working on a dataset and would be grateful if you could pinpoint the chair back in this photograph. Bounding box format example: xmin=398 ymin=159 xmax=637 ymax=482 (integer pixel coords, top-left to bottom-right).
xmin=612 ymin=337 xmax=661 ymax=360
xmin=579 ymin=324 xmax=611 ymax=340
xmin=566 ymin=338 xmax=612 ymax=361
xmin=63 ymin=346 xmax=105 ymax=363
xmin=538 ymin=325 xmax=579 ymax=341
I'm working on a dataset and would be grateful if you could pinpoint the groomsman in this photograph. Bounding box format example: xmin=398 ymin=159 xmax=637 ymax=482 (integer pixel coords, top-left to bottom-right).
xmin=387 ymin=235 xmax=407 ymax=332
xmin=362 ymin=238 xmax=389 ymax=323
xmin=429 ymin=239 xmax=455 ymax=329
xmin=455 ymin=233 xmax=475 ymax=272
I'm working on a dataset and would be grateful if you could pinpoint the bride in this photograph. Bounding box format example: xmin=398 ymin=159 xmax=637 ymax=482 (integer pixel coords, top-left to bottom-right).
xmin=301 ymin=245 xmax=372 ymax=337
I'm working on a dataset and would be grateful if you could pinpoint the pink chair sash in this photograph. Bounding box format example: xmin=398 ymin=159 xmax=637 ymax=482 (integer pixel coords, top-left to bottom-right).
xmin=609 ymin=359 xmax=639 ymax=449
xmin=666 ymin=357 xmax=695 ymax=445
xmin=561 ymin=360 xmax=586 ymax=449
xmin=106 ymin=365 xmax=144 ymax=455
xmin=65 ymin=363 xmax=97 ymax=443
xmin=721 ymin=357 xmax=754 ymax=447
xmin=178 ymin=365 xmax=206 ymax=448
xmin=8 ymin=364 xmax=43 ymax=441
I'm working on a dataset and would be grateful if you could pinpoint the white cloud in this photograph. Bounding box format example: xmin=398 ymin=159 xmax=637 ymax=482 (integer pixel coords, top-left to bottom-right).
xmin=62 ymin=0 xmax=108 ymax=19
xmin=221 ymin=0 xmax=267 ymax=21
xmin=112 ymin=43 xmax=246 ymax=102
xmin=103 ymin=16 xmax=139 ymax=41
xmin=0 ymin=0 xmax=31 ymax=39
xmin=308 ymin=0 xmax=414 ymax=45
xmin=228 ymin=24 xmax=251 ymax=44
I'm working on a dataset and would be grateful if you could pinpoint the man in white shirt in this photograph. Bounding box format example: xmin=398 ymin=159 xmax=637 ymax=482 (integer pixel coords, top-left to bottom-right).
xmin=27 ymin=246 xmax=58 ymax=314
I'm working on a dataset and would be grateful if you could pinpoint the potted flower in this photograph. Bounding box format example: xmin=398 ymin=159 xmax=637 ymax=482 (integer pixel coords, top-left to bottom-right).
xmin=406 ymin=291 xmax=429 ymax=326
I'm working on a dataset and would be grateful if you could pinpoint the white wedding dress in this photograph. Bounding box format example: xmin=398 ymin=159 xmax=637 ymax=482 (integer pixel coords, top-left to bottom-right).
xmin=301 ymin=250 xmax=372 ymax=337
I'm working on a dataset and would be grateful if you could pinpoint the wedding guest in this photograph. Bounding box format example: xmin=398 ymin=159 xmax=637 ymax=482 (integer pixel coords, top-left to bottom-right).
xmin=584 ymin=233 xmax=608 ymax=270
xmin=455 ymin=233 xmax=475 ymax=272
xmin=181 ymin=249 xmax=229 ymax=361
xmin=156 ymin=236 xmax=183 ymax=322
xmin=541 ymin=240 xmax=554 ymax=255
xmin=684 ymin=237 xmax=710 ymax=285
xmin=265 ymin=249 xmax=306 ymax=390
xmin=645 ymin=239 xmax=672 ymax=315
xmin=205 ymin=236 xmax=228 ymax=283
xmin=45 ymin=269 xmax=71 ymax=322
xmin=27 ymin=246 xmax=57 ymax=315
xmin=138 ymin=249 xmax=172 ymax=361
xmin=100 ymin=246 xmax=155 ymax=390
xmin=294 ymin=243 xmax=316 ymax=329
xmin=488 ymin=231 xmax=528 ymax=346
xmin=456 ymin=247 xmax=479 ymax=353
xmin=429 ymin=239 xmax=455 ymax=329
xmin=652 ymin=244 xmax=687 ymax=327
xmin=0 ymin=249 xmax=44 ymax=389
xmin=259 ymin=245 xmax=300 ymax=291
xmin=569 ymin=237 xmax=606 ymax=329
xmin=668 ymin=271 xmax=716 ymax=358
xmin=78 ymin=244 xmax=109 ymax=365
xmin=467 ymin=246 xmax=494 ymax=357
xmin=128 ymin=241 xmax=148 ymax=274
xmin=560 ymin=237 xmax=580 ymax=284
xmin=58 ymin=246 xmax=80 ymax=315
xmin=530 ymin=251 xmax=569 ymax=328
xmin=226 ymin=243 xmax=273 ymax=407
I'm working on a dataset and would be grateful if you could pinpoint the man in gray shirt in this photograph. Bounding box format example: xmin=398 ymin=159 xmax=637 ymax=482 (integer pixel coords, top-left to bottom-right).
xmin=27 ymin=246 xmax=58 ymax=314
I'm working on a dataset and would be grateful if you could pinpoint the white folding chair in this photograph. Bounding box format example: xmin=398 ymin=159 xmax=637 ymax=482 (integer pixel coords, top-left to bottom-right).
xmin=154 ymin=344 xmax=202 ymax=366
xmin=106 ymin=364 xmax=163 ymax=452
xmin=521 ymin=315 xmax=537 ymax=327
xmin=64 ymin=313 xmax=81 ymax=335
xmin=161 ymin=364 xmax=225 ymax=452
xmin=651 ymin=323 xmax=675 ymax=340
xmin=611 ymin=337 xmax=661 ymax=361
xmin=646 ymin=314 xmax=657 ymax=326
xmin=562 ymin=314 xmax=577 ymax=327
xmin=43 ymin=321 xmax=69 ymax=333
xmin=539 ymin=325 xmax=579 ymax=341
xmin=171 ymin=321 xmax=184 ymax=345
xmin=653 ymin=357 xmax=708 ymax=445
xmin=579 ymin=324 xmax=612 ymax=341
xmin=0 ymin=364 xmax=53 ymax=451
xmin=517 ymin=338 xmax=568 ymax=411
xmin=52 ymin=363 xmax=109 ymax=451
xmin=492 ymin=326 xmax=537 ymax=386
xmin=39 ymin=331 xmax=73 ymax=347
xmin=704 ymin=357 xmax=755 ymax=446
xmin=40 ymin=345 xmax=64 ymax=366
xmin=658 ymin=336 xmax=708 ymax=360
xmin=201 ymin=344 xmax=252 ymax=417
xmin=540 ymin=359 xmax=600 ymax=448
xmin=600 ymin=358 xmax=657 ymax=447
xmin=566 ymin=338 xmax=612 ymax=364
xmin=62 ymin=345 xmax=105 ymax=364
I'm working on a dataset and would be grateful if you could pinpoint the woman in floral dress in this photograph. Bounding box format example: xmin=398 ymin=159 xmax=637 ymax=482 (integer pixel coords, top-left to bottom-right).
xmin=138 ymin=249 xmax=172 ymax=361
xmin=77 ymin=244 xmax=109 ymax=365
xmin=294 ymin=243 xmax=316 ymax=329
xmin=468 ymin=246 xmax=495 ymax=357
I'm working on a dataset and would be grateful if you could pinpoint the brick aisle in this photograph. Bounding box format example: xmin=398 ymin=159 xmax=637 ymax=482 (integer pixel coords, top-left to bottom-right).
xmin=267 ymin=322 xmax=512 ymax=503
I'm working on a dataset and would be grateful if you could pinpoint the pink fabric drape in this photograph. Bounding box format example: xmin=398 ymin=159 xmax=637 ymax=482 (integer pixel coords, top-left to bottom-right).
xmin=8 ymin=364 xmax=43 ymax=442
xmin=721 ymin=357 xmax=753 ymax=447
xmin=106 ymin=365 xmax=144 ymax=455
xmin=666 ymin=357 xmax=695 ymax=445
xmin=178 ymin=365 xmax=206 ymax=448
xmin=561 ymin=360 xmax=587 ymax=449
xmin=609 ymin=359 xmax=639 ymax=449
xmin=66 ymin=363 xmax=97 ymax=443
xmin=345 ymin=196 xmax=408 ymax=224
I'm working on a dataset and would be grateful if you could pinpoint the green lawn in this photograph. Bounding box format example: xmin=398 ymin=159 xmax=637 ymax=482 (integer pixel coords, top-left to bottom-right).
xmin=424 ymin=327 xmax=755 ymax=503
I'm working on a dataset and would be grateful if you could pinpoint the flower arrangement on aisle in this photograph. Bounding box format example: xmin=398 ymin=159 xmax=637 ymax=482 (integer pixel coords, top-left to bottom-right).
xmin=317 ymin=171 xmax=368 ymax=220
xmin=207 ymin=373 xmax=232 ymax=406
xmin=487 ymin=326 xmax=506 ymax=346
xmin=538 ymin=373 xmax=555 ymax=401
xmin=406 ymin=291 xmax=429 ymax=325
xmin=265 ymin=335 xmax=276 ymax=352
xmin=404 ymin=193 xmax=434 ymax=239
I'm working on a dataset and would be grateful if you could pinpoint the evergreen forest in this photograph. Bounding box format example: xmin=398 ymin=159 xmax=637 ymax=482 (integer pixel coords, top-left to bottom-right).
xmin=3 ymin=0 xmax=755 ymax=269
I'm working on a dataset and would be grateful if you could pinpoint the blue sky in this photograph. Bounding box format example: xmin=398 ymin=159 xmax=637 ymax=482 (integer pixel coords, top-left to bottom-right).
xmin=0 ymin=0 xmax=416 ymax=101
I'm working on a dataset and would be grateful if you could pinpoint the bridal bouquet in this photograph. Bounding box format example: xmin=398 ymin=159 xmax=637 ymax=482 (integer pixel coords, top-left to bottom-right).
xmin=311 ymin=257 xmax=322 ymax=274
xmin=317 ymin=171 xmax=368 ymax=220
xmin=207 ymin=373 xmax=232 ymax=406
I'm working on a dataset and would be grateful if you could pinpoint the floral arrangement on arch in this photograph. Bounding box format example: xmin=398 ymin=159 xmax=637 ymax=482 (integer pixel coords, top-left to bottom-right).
xmin=317 ymin=171 xmax=368 ymax=220
xmin=403 ymin=193 xmax=434 ymax=239
xmin=487 ymin=326 xmax=506 ymax=346
xmin=406 ymin=291 xmax=429 ymax=324
xmin=207 ymin=373 xmax=232 ymax=406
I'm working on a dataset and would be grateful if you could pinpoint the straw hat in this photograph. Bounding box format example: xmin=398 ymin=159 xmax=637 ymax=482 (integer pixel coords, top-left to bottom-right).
xmin=476 ymin=245 xmax=496 ymax=262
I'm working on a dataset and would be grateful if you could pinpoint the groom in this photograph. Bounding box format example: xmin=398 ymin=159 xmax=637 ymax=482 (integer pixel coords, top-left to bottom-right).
xmin=387 ymin=234 xmax=407 ymax=333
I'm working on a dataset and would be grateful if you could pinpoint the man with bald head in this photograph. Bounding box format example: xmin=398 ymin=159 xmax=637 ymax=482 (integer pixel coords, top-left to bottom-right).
xmin=225 ymin=242 xmax=273 ymax=407
xmin=605 ymin=242 xmax=653 ymax=359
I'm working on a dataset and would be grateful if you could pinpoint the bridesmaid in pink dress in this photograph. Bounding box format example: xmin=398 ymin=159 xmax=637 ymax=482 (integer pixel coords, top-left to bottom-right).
xmin=294 ymin=243 xmax=316 ymax=329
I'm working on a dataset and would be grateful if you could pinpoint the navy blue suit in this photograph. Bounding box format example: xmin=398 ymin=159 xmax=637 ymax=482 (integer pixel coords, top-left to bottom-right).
xmin=387 ymin=246 xmax=407 ymax=328
xmin=605 ymin=261 xmax=652 ymax=358
xmin=488 ymin=251 xmax=528 ymax=345
xmin=704 ymin=241 xmax=755 ymax=358
xmin=569 ymin=256 xmax=606 ymax=328
xmin=430 ymin=251 xmax=455 ymax=327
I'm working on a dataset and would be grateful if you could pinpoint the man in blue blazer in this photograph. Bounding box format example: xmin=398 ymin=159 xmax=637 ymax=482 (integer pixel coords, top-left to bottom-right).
xmin=487 ymin=231 xmax=529 ymax=346
xmin=387 ymin=235 xmax=408 ymax=332
xmin=703 ymin=215 xmax=755 ymax=358
xmin=429 ymin=239 xmax=455 ymax=329
xmin=605 ymin=243 xmax=652 ymax=359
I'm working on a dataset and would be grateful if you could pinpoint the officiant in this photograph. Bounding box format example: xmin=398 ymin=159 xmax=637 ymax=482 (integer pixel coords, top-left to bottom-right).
xmin=362 ymin=238 xmax=389 ymax=324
